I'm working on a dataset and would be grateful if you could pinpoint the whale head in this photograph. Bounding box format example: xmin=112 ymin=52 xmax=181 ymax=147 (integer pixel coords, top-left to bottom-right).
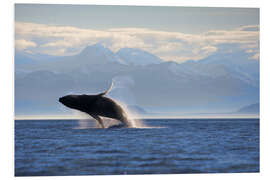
xmin=59 ymin=95 xmax=82 ymax=110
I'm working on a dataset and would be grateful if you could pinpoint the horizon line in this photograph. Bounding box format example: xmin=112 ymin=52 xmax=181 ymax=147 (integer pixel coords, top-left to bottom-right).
xmin=14 ymin=114 xmax=259 ymax=120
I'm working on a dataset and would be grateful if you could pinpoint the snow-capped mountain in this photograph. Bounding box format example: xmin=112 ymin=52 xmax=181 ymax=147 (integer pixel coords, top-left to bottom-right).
xmin=116 ymin=48 xmax=163 ymax=66
xmin=15 ymin=43 xmax=259 ymax=115
xmin=78 ymin=43 xmax=127 ymax=65
xmin=237 ymin=103 xmax=259 ymax=114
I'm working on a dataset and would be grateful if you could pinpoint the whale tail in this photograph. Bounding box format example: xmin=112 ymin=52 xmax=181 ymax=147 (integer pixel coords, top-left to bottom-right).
xmin=98 ymin=81 xmax=114 ymax=96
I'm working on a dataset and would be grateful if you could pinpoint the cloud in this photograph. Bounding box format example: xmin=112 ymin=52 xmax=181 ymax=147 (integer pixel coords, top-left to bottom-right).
xmin=236 ymin=25 xmax=260 ymax=32
xmin=15 ymin=39 xmax=37 ymax=50
xmin=15 ymin=22 xmax=259 ymax=62
xmin=249 ymin=53 xmax=260 ymax=60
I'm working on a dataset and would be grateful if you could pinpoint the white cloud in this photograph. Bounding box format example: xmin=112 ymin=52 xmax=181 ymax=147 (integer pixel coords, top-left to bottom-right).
xmin=249 ymin=53 xmax=260 ymax=60
xmin=236 ymin=25 xmax=260 ymax=32
xmin=15 ymin=22 xmax=259 ymax=62
xmin=15 ymin=39 xmax=37 ymax=50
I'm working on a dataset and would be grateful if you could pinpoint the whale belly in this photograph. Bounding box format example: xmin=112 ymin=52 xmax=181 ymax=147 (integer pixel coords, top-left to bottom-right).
xmin=93 ymin=97 xmax=128 ymax=122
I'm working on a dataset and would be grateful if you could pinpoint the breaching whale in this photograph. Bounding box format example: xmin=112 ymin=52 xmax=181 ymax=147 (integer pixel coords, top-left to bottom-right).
xmin=59 ymin=82 xmax=130 ymax=128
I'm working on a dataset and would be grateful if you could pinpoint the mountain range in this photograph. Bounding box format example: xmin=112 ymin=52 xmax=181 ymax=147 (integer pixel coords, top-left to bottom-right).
xmin=237 ymin=103 xmax=259 ymax=114
xmin=15 ymin=43 xmax=259 ymax=116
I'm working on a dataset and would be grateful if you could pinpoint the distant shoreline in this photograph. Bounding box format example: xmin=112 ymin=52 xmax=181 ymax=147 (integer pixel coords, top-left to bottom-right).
xmin=15 ymin=114 xmax=259 ymax=120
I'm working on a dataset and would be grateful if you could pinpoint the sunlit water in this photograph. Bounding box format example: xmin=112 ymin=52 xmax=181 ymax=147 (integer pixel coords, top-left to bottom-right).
xmin=15 ymin=118 xmax=259 ymax=176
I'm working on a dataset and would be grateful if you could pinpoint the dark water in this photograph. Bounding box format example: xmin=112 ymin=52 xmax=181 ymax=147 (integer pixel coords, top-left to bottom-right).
xmin=15 ymin=118 xmax=259 ymax=176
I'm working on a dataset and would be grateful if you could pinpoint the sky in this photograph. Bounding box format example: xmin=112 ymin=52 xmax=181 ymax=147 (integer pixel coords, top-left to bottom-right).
xmin=14 ymin=4 xmax=260 ymax=118
xmin=15 ymin=4 xmax=260 ymax=62
xmin=15 ymin=4 xmax=259 ymax=33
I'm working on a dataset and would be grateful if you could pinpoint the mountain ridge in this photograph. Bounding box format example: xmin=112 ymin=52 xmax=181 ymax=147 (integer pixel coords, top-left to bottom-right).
xmin=15 ymin=43 xmax=260 ymax=116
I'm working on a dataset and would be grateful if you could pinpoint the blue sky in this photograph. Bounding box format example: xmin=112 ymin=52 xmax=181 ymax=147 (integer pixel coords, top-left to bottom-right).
xmin=15 ymin=4 xmax=259 ymax=62
xmin=15 ymin=4 xmax=259 ymax=34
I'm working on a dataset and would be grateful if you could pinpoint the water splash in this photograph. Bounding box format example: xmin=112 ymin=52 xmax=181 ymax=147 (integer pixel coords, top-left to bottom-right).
xmin=71 ymin=110 xmax=95 ymax=129
xmin=113 ymin=100 xmax=165 ymax=129
xmin=114 ymin=100 xmax=147 ymax=128
xmin=107 ymin=76 xmax=149 ymax=128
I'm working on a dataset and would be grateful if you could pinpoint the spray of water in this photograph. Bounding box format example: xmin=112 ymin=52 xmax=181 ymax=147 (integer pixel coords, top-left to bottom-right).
xmin=108 ymin=76 xmax=147 ymax=128
xmin=71 ymin=110 xmax=95 ymax=129
xmin=113 ymin=100 xmax=147 ymax=128
xmin=117 ymin=101 xmax=164 ymax=129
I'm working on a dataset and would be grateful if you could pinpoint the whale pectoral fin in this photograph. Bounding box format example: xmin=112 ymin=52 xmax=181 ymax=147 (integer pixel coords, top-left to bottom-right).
xmin=91 ymin=114 xmax=105 ymax=128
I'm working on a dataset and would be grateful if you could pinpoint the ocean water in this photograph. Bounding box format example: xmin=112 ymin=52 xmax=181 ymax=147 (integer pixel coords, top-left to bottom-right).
xmin=15 ymin=118 xmax=259 ymax=176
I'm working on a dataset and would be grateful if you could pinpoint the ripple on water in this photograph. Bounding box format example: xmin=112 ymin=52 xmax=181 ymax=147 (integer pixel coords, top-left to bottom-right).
xmin=15 ymin=119 xmax=260 ymax=176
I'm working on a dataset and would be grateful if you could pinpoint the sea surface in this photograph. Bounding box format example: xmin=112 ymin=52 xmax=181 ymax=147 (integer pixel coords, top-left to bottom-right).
xmin=15 ymin=118 xmax=259 ymax=176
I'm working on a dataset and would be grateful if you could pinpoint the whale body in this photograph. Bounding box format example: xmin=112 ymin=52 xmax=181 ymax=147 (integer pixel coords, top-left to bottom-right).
xmin=59 ymin=83 xmax=130 ymax=128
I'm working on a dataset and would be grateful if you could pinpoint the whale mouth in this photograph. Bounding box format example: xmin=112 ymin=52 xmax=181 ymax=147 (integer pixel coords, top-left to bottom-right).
xmin=59 ymin=97 xmax=64 ymax=103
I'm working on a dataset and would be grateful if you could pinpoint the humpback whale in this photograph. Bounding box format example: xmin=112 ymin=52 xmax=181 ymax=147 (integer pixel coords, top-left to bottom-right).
xmin=59 ymin=82 xmax=130 ymax=128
